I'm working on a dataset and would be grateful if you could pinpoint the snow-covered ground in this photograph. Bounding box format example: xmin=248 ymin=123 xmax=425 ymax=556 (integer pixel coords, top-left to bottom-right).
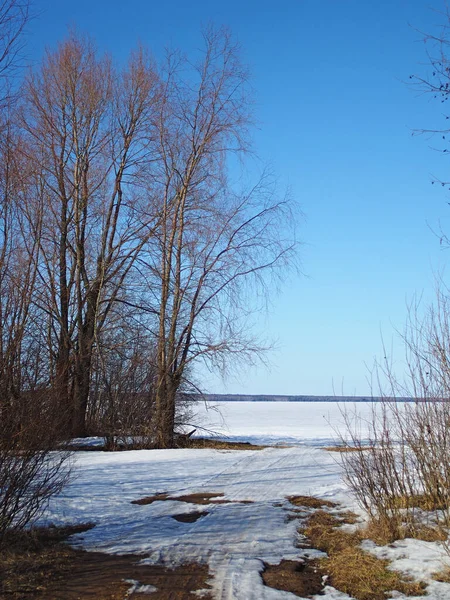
xmin=44 ymin=402 xmax=450 ymax=599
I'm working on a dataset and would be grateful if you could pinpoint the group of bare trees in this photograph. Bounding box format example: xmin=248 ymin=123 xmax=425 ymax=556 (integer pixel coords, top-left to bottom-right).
xmin=0 ymin=12 xmax=296 ymax=448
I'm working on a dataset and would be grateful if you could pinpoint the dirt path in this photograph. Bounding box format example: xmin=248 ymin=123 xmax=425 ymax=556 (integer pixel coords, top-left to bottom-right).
xmin=42 ymin=552 xmax=213 ymax=599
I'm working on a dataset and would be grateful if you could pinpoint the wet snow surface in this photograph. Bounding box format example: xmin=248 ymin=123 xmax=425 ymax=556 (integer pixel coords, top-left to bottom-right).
xmin=44 ymin=402 xmax=450 ymax=599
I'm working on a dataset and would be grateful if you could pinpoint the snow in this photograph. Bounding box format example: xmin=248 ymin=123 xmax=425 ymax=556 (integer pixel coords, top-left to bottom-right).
xmin=191 ymin=401 xmax=376 ymax=446
xmin=42 ymin=401 xmax=450 ymax=599
xmin=125 ymin=580 xmax=157 ymax=595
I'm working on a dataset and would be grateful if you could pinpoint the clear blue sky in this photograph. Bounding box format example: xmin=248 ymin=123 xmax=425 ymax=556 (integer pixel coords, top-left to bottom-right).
xmin=27 ymin=0 xmax=450 ymax=396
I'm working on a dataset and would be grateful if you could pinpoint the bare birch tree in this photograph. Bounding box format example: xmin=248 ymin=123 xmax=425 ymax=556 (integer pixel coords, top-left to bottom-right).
xmin=143 ymin=27 xmax=298 ymax=448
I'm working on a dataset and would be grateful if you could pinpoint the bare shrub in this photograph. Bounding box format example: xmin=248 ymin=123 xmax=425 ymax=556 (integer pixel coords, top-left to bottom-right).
xmin=89 ymin=335 xmax=157 ymax=449
xmin=88 ymin=329 xmax=200 ymax=449
xmin=340 ymin=290 xmax=450 ymax=541
xmin=0 ymin=389 xmax=71 ymax=548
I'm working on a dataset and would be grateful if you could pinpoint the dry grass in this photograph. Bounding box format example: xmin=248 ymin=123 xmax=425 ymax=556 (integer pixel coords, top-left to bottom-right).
xmin=0 ymin=524 xmax=213 ymax=599
xmin=300 ymin=512 xmax=426 ymax=600
xmin=182 ymin=438 xmax=267 ymax=450
xmin=287 ymin=495 xmax=337 ymax=509
xmin=362 ymin=517 xmax=448 ymax=545
xmin=0 ymin=524 xmax=94 ymax=598
xmin=324 ymin=445 xmax=375 ymax=453
xmin=326 ymin=547 xmax=424 ymax=600
xmin=433 ymin=567 xmax=450 ymax=584
xmin=302 ymin=511 xmax=361 ymax=554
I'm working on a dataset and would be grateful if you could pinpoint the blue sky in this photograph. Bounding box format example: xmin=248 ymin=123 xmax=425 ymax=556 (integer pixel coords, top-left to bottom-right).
xmin=28 ymin=0 xmax=450 ymax=396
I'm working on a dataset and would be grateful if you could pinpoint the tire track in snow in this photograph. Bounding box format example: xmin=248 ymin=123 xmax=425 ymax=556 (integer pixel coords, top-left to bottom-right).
xmin=199 ymin=446 xmax=340 ymax=502
xmin=172 ymin=447 xmax=340 ymax=600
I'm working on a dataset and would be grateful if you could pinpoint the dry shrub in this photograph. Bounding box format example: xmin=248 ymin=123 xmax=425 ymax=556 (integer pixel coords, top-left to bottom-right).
xmin=338 ymin=290 xmax=450 ymax=542
xmin=301 ymin=512 xmax=425 ymax=600
xmin=339 ymin=400 xmax=450 ymax=542
xmin=391 ymin=493 xmax=448 ymax=511
xmin=0 ymin=390 xmax=71 ymax=548
xmin=361 ymin=517 xmax=447 ymax=546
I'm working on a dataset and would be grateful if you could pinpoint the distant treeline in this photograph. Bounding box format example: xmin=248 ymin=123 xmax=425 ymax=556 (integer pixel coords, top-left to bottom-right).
xmin=189 ymin=394 xmax=414 ymax=403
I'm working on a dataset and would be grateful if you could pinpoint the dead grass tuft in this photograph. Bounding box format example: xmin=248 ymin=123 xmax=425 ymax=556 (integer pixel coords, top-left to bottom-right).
xmin=287 ymin=495 xmax=337 ymax=509
xmin=362 ymin=517 xmax=448 ymax=546
xmin=301 ymin=512 xmax=361 ymax=554
xmin=324 ymin=445 xmax=375 ymax=453
xmin=326 ymin=546 xmax=425 ymax=600
xmin=337 ymin=510 xmax=360 ymax=524
xmin=300 ymin=511 xmax=426 ymax=600
xmin=433 ymin=567 xmax=450 ymax=583
xmin=182 ymin=438 xmax=266 ymax=450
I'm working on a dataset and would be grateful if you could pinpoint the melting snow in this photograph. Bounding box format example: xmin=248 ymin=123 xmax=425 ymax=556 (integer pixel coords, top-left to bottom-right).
xmin=42 ymin=402 xmax=450 ymax=599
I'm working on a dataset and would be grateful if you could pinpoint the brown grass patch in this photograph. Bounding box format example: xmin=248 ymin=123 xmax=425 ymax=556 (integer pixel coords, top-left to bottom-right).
xmin=262 ymin=559 xmax=325 ymax=597
xmin=182 ymin=437 xmax=266 ymax=450
xmin=325 ymin=547 xmax=424 ymax=600
xmin=362 ymin=517 xmax=448 ymax=546
xmin=0 ymin=525 xmax=213 ymax=599
xmin=287 ymin=495 xmax=337 ymax=509
xmin=132 ymin=492 xmax=253 ymax=506
xmin=299 ymin=512 xmax=426 ymax=600
xmin=301 ymin=511 xmax=361 ymax=554
xmin=131 ymin=493 xmax=170 ymax=505
xmin=324 ymin=445 xmax=375 ymax=453
xmin=433 ymin=567 xmax=450 ymax=583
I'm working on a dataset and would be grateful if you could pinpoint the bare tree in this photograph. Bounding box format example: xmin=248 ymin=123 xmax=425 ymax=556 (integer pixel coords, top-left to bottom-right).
xmin=5 ymin=26 xmax=297 ymax=449
xmin=0 ymin=0 xmax=29 ymax=108
xmin=143 ymin=27 xmax=298 ymax=448
xmin=0 ymin=2 xmax=71 ymax=547
xmin=21 ymin=33 xmax=160 ymax=436
xmin=409 ymin=7 xmax=450 ymax=201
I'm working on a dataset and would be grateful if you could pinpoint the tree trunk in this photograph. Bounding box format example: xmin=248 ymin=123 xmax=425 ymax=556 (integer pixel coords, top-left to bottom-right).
xmin=155 ymin=376 xmax=176 ymax=448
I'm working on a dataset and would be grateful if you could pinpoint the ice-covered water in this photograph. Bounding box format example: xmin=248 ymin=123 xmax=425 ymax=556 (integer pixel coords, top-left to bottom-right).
xmin=191 ymin=400 xmax=378 ymax=446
